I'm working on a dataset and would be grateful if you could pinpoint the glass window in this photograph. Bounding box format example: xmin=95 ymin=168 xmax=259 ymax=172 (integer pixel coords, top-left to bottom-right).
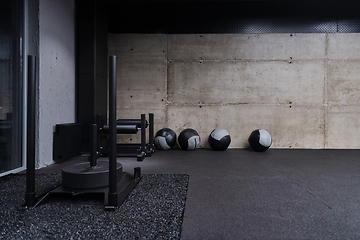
xmin=0 ymin=0 xmax=23 ymax=175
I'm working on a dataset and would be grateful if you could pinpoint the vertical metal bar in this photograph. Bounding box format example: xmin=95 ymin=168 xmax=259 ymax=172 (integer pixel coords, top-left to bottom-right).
xmin=89 ymin=124 xmax=97 ymax=167
xmin=25 ymin=55 xmax=36 ymax=208
xmin=141 ymin=114 xmax=146 ymax=152
xmin=95 ymin=114 xmax=102 ymax=153
xmin=22 ymin=0 xmax=29 ymax=177
xmin=108 ymin=55 xmax=117 ymax=207
xmin=149 ymin=113 xmax=154 ymax=149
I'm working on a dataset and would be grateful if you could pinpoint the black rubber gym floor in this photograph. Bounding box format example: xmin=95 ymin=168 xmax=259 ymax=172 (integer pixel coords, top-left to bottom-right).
xmin=33 ymin=149 xmax=360 ymax=239
xmin=1 ymin=173 xmax=188 ymax=239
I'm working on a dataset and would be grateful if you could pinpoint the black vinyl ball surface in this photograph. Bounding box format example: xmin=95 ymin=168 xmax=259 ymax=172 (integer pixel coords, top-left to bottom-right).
xmin=155 ymin=128 xmax=177 ymax=150
xmin=248 ymin=129 xmax=272 ymax=152
xmin=208 ymin=129 xmax=231 ymax=151
xmin=178 ymin=128 xmax=200 ymax=150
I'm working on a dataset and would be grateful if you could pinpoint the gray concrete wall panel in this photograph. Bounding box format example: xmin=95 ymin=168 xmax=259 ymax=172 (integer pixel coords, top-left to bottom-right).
xmin=327 ymin=106 xmax=360 ymax=148
xmin=168 ymin=60 xmax=324 ymax=105
xmin=328 ymin=33 xmax=360 ymax=60
xmin=327 ymin=60 xmax=360 ymax=105
xmin=116 ymin=60 xmax=166 ymax=90
xmin=109 ymin=34 xmax=167 ymax=61
xmin=168 ymin=34 xmax=326 ymax=60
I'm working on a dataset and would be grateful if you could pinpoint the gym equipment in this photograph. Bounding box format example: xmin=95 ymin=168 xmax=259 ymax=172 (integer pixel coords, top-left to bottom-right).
xmin=22 ymin=55 xmax=141 ymax=210
xmin=24 ymin=55 xmax=36 ymax=208
xmin=98 ymin=113 xmax=155 ymax=161
xmin=208 ymin=129 xmax=231 ymax=151
xmin=102 ymin=124 xmax=138 ymax=134
xmin=178 ymin=128 xmax=200 ymax=150
xmin=116 ymin=119 xmax=148 ymax=128
xmin=154 ymin=128 xmax=177 ymax=150
xmin=116 ymin=113 xmax=155 ymax=161
xmin=53 ymin=123 xmax=83 ymax=161
xmin=248 ymin=129 xmax=272 ymax=152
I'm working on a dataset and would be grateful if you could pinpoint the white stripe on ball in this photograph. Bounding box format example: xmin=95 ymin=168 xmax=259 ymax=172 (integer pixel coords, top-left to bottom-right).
xmin=210 ymin=129 xmax=229 ymax=141
xmin=259 ymin=129 xmax=272 ymax=147
xmin=187 ymin=136 xmax=200 ymax=150
xmin=155 ymin=136 xmax=171 ymax=150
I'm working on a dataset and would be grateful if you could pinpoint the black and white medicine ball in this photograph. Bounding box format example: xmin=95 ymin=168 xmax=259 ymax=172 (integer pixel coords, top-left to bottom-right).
xmin=208 ymin=129 xmax=231 ymax=151
xmin=178 ymin=128 xmax=200 ymax=151
xmin=155 ymin=128 xmax=177 ymax=150
xmin=248 ymin=129 xmax=272 ymax=152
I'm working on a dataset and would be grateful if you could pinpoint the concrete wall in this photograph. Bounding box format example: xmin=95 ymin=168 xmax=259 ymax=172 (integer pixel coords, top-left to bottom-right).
xmin=108 ymin=34 xmax=168 ymax=144
xmin=108 ymin=33 xmax=360 ymax=149
xmin=37 ymin=0 xmax=75 ymax=167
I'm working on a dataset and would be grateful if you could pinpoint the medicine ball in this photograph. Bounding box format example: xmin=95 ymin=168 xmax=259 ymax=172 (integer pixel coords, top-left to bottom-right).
xmin=248 ymin=129 xmax=272 ymax=152
xmin=155 ymin=128 xmax=177 ymax=150
xmin=208 ymin=129 xmax=231 ymax=151
xmin=178 ymin=128 xmax=200 ymax=150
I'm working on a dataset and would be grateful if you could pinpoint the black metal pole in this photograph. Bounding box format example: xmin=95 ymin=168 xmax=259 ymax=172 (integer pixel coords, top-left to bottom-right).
xmin=96 ymin=114 xmax=102 ymax=155
xmin=89 ymin=124 xmax=97 ymax=167
xmin=149 ymin=113 xmax=154 ymax=150
xmin=108 ymin=55 xmax=117 ymax=207
xmin=141 ymin=114 xmax=146 ymax=153
xmin=25 ymin=55 xmax=36 ymax=208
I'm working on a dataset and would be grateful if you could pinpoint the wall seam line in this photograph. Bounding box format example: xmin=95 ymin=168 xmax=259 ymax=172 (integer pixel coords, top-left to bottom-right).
xmin=165 ymin=34 xmax=169 ymax=126
xmin=324 ymin=33 xmax=329 ymax=149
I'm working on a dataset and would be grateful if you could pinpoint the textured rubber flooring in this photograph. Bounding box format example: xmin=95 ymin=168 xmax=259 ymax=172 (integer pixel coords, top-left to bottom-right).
xmin=8 ymin=149 xmax=360 ymax=239
xmin=0 ymin=173 xmax=189 ymax=239
xmin=115 ymin=149 xmax=360 ymax=239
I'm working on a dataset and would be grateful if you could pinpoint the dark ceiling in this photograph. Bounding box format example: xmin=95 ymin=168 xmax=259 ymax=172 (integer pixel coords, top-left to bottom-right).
xmin=108 ymin=0 xmax=360 ymax=34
